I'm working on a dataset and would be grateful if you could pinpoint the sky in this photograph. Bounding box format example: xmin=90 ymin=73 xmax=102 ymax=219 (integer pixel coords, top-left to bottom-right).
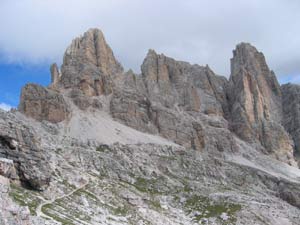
xmin=0 ymin=0 xmax=300 ymax=110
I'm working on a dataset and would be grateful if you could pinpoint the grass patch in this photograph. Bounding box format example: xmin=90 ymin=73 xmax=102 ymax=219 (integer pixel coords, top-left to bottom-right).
xmin=112 ymin=206 xmax=129 ymax=216
xmin=132 ymin=177 xmax=164 ymax=194
xmin=42 ymin=204 xmax=75 ymax=225
xmin=73 ymin=188 xmax=98 ymax=202
xmin=149 ymin=199 xmax=162 ymax=211
xmin=9 ymin=183 xmax=41 ymax=216
xmin=184 ymin=195 xmax=241 ymax=223
xmin=96 ymin=144 xmax=110 ymax=153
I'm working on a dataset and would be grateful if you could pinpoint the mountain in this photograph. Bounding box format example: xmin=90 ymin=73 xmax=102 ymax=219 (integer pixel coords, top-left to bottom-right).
xmin=1 ymin=28 xmax=300 ymax=225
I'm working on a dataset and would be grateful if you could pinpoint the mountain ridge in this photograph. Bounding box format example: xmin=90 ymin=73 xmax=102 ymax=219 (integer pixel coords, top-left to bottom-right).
xmin=1 ymin=28 xmax=300 ymax=224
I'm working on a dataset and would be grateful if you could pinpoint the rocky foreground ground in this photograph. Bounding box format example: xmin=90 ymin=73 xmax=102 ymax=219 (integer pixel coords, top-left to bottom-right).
xmin=1 ymin=28 xmax=300 ymax=225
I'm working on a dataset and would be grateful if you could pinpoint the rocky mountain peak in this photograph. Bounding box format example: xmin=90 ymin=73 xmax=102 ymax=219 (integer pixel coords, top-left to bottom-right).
xmin=228 ymin=43 xmax=295 ymax=165
xmin=3 ymin=28 xmax=300 ymax=224
xmin=63 ymin=28 xmax=123 ymax=75
xmin=16 ymin=29 xmax=300 ymax=168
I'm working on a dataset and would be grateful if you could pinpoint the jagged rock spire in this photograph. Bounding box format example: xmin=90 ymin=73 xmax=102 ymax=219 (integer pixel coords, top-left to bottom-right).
xmin=62 ymin=28 xmax=123 ymax=76
xmin=228 ymin=43 xmax=295 ymax=165
xmin=59 ymin=28 xmax=123 ymax=95
xmin=229 ymin=43 xmax=282 ymax=128
xmin=50 ymin=63 xmax=60 ymax=85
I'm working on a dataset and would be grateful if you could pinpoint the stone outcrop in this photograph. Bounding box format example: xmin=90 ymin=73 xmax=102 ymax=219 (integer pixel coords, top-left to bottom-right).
xmin=0 ymin=175 xmax=31 ymax=225
xmin=0 ymin=158 xmax=17 ymax=180
xmin=0 ymin=110 xmax=51 ymax=190
xmin=282 ymin=84 xmax=300 ymax=157
xmin=59 ymin=28 xmax=123 ymax=96
xmin=17 ymin=29 xmax=298 ymax=165
xmin=141 ymin=50 xmax=227 ymax=115
xmin=50 ymin=63 xmax=60 ymax=87
xmin=111 ymin=50 xmax=229 ymax=151
xmin=19 ymin=84 xmax=69 ymax=123
xmin=4 ymin=28 xmax=300 ymax=224
xmin=227 ymin=43 xmax=295 ymax=165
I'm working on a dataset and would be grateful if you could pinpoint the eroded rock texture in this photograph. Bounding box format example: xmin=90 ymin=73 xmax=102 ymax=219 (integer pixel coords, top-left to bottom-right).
xmin=5 ymin=28 xmax=300 ymax=224
xmin=0 ymin=175 xmax=31 ymax=225
xmin=17 ymin=29 xmax=299 ymax=164
xmin=111 ymin=49 xmax=229 ymax=151
xmin=60 ymin=28 xmax=123 ymax=96
xmin=0 ymin=110 xmax=51 ymax=190
xmin=282 ymin=84 xmax=300 ymax=157
xmin=19 ymin=84 xmax=69 ymax=123
xmin=227 ymin=43 xmax=295 ymax=165
xmin=141 ymin=50 xmax=228 ymax=115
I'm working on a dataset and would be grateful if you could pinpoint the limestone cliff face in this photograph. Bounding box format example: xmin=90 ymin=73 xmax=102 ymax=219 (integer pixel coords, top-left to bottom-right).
xmin=282 ymin=84 xmax=300 ymax=158
xmin=19 ymin=84 xmax=69 ymax=123
xmin=111 ymin=50 xmax=230 ymax=151
xmin=141 ymin=50 xmax=227 ymax=115
xmin=17 ymin=29 xmax=299 ymax=166
xmin=0 ymin=110 xmax=51 ymax=190
xmin=5 ymin=29 xmax=300 ymax=224
xmin=60 ymin=28 xmax=123 ymax=96
xmin=228 ymin=43 xmax=295 ymax=165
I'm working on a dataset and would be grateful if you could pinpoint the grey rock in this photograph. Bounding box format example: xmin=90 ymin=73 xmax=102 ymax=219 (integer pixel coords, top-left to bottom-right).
xmin=227 ymin=43 xmax=295 ymax=165
xmin=282 ymin=83 xmax=300 ymax=159
xmin=0 ymin=175 xmax=32 ymax=225
xmin=4 ymin=28 xmax=300 ymax=224
xmin=0 ymin=158 xmax=17 ymax=180
xmin=141 ymin=50 xmax=227 ymax=115
xmin=50 ymin=63 xmax=60 ymax=86
xmin=19 ymin=83 xmax=69 ymax=123
xmin=0 ymin=110 xmax=51 ymax=190
xmin=60 ymin=28 xmax=123 ymax=96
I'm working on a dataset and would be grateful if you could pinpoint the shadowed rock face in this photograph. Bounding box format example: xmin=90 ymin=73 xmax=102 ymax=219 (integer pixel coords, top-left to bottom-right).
xmin=282 ymin=84 xmax=300 ymax=158
xmin=227 ymin=43 xmax=295 ymax=165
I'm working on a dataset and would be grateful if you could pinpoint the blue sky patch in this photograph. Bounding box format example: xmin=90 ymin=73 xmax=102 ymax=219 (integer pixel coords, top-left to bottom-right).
xmin=0 ymin=62 xmax=50 ymax=108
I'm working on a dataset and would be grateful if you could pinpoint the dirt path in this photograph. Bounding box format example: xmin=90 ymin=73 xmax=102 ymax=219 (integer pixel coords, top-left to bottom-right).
xmin=36 ymin=181 xmax=89 ymax=221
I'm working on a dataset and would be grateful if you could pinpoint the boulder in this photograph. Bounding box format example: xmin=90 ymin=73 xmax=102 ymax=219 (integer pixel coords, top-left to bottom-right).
xmin=0 ymin=158 xmax=17 ymax=180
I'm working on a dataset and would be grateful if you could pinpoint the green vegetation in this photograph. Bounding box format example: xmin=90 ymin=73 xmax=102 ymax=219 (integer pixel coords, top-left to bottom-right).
xmin=55 ymin=148 xmax=63 ymax=154
xmin=96 ymin=144 xmax=110 ymax=152
xmin=42 ymin=204 xmax=75 ymax=225
xmin=184 ymin=195 xmax=241 ymax=224
xmin=149 ymin=199 xmax=162 ymax=210
xmin=133 ymin=177 xmax=162 ymax=194
xmin=42 ymin=197 xmax=92 ymax=224
xmin=112 ymin=206 xmax=129 ymax=216
xmin=9 ymin=183 xmax=42 ymax=216
xmin=73 ymin=188 xmax=98 ymax=201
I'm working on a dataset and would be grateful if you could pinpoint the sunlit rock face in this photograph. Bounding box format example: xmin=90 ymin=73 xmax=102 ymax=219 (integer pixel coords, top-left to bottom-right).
xmin=227 ymin=43 xmax=295 ymax=165
xmin=19 ymin=83 xmax=69 ymax=123
xmin=7 ymin=28 xmax=300 ymax=225
xmin=60 ymin=28 xmax=123 ymax=96
xmin=141 ymin=49 xmax=228 ymax=115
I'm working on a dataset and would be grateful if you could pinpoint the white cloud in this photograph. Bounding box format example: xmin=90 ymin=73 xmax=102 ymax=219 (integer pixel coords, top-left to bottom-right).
xmin=0 ymin=103 xmax=12 ymax=111
xmin=0 ymin=0 xmax=299 ymax=80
